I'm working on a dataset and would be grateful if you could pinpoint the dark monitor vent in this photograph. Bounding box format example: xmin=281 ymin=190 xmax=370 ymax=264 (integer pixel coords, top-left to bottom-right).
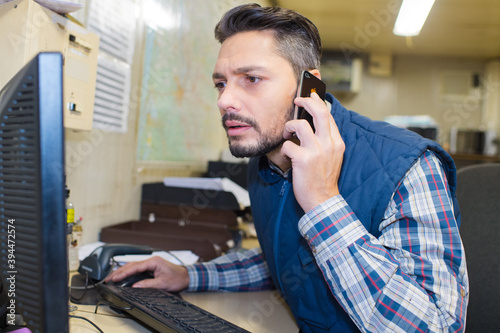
xmin=0 ymin=68 xmax=44 ymax=330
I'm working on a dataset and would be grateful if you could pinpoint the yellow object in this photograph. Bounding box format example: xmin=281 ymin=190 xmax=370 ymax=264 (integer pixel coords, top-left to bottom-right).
xmin=66 ymin=208 xmax=75 ymax=224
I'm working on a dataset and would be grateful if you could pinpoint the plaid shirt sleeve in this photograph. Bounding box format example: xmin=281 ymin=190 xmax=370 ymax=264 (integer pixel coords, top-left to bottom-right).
xmin=298 ymin=150 xmax=469 ymax=332
xmin=185 ymin=247 xmax=274 ymax=292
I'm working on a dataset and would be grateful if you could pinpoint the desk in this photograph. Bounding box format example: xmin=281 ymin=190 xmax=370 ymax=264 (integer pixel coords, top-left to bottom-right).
xmin=70 ymin=239 xmax=298 ymax=332
xmin=69 ymin=289 xmax=299 ymax=332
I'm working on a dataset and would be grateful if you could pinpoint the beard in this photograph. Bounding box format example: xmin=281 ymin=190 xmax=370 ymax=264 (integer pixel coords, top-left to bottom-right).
xmin=222 ymin=104 xmax=295 ymax=158
xmin=229 ymin=129 xmax=286 ymax=158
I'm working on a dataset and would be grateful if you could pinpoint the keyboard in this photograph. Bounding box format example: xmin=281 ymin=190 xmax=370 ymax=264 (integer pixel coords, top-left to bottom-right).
xmin=97 ymin=284 xmax=250 ymax=333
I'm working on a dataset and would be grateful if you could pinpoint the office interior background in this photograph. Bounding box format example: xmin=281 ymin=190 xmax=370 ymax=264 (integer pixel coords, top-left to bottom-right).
xmin=4 ymin=0 xmax=497 ymax=245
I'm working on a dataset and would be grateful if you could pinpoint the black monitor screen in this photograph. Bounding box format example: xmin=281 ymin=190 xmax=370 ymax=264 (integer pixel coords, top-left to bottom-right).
xmin=0 ymin=53 xmax=68 ymax=332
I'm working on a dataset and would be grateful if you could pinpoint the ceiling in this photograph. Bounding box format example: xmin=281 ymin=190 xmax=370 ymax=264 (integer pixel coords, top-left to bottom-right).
xmin=274 ymin=0 xmax=500 ymax=59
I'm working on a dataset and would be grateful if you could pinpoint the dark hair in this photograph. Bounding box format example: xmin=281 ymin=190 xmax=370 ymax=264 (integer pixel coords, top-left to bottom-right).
xmin=214 ymin=3 xmax=322 ymax=77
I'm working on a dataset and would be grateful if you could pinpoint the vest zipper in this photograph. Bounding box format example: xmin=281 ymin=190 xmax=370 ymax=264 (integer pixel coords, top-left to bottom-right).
xmin=273 ymin=179 xmax=290 ymax=295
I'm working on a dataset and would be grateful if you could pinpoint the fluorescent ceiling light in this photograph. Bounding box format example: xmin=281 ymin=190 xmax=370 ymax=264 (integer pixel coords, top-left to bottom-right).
xmin=393 ymin=0 xmax=436 ymax=36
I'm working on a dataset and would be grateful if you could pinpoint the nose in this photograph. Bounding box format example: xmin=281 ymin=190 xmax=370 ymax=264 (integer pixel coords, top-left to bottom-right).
xmin=217 ymin=84 xmax=241 ymax=114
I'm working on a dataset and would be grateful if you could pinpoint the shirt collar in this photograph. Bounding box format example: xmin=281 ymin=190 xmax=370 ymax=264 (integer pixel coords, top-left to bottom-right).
xmin=268 ymin=158 xmax=290 ymax=179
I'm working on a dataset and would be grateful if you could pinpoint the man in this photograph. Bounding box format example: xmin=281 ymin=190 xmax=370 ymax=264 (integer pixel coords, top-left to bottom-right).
xmin=108 ymin=4 xmax=468 ymax=332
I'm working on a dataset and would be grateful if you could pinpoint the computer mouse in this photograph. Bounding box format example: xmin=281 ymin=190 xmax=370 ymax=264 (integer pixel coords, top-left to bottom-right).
xmin=110 ymin=271 xmax=155 ymax=288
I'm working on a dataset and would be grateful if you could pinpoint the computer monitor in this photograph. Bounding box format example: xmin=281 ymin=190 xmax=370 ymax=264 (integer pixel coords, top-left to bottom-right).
xmin=0 ymin=53 xmax=68 ymax=332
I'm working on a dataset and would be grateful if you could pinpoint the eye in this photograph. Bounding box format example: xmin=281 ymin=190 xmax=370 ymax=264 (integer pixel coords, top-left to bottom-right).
xmin=214 ymin=81 xmax=226 ymax=91
xmin=246 ymin=76 xmax=261 ymax=84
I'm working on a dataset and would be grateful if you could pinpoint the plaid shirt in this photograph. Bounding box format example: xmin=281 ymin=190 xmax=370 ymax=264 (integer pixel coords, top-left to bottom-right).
xmin=186 ymin=151 xmax=469 ymax=332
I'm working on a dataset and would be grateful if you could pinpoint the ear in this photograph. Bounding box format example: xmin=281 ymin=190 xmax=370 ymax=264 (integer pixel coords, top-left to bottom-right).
xmin=308 ymin=69 xmax=321 ymax=80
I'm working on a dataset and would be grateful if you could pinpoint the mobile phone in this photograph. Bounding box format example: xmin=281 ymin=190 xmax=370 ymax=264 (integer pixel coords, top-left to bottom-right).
xmin=294 ymin=70 xmax=326 ymax=132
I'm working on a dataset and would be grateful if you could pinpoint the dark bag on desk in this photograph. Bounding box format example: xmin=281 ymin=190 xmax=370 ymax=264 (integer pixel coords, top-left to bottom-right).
xmin=101 ymin=183 xmax=242 ymax=262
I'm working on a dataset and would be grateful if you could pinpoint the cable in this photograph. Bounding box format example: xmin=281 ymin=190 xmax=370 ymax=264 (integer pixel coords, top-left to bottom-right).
xmin=166 ymin=250 xmax=185 ymax=265
xmin=69 ymin=315 xmax=104 ymax=333
xmin=69 ymin=284 xmax=96 ymax=290
xmin=69 ymin=272 xmax=103 ymax=303
xmin=110 ymin=249 xmax=186 ymax=266
xmin=111 ymin=257 xmax=123 ymax=267
xmin=69 ymin=280 xmax=104 ymax=290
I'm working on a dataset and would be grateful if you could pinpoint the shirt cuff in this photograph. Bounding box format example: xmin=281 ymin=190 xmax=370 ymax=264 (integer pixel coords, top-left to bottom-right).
xmin=298 ymin=195 xmax=368 ymax=258
xmin=185 ymin=262 xmax=220 ymax=292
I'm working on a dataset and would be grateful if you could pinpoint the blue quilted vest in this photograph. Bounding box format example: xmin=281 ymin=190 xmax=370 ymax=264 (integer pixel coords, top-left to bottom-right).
xmin=248 ymin=93 xmax=459 ymax=332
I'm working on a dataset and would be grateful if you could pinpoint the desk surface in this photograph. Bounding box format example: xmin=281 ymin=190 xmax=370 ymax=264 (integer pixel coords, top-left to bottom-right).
xmin=70 ymin=289 xmax=299 ymax=332
xmin=70 ymin=239 xmax=298 ymax=332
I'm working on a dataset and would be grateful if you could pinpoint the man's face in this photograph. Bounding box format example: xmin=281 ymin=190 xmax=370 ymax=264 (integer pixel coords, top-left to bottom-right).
xmin=213 ymin=30 xmax=297 ymax=158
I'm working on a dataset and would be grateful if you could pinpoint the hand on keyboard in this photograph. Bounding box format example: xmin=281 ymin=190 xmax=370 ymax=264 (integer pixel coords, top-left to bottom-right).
xmin=106 ymin=256 xmax=190 ymax=291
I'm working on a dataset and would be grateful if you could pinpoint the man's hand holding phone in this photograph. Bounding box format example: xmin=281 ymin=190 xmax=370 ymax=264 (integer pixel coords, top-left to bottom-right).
xmin=294 ymin=70 xmax=326 ymax=132
xmin=282 ymin=71 xmax=345 ymax=213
